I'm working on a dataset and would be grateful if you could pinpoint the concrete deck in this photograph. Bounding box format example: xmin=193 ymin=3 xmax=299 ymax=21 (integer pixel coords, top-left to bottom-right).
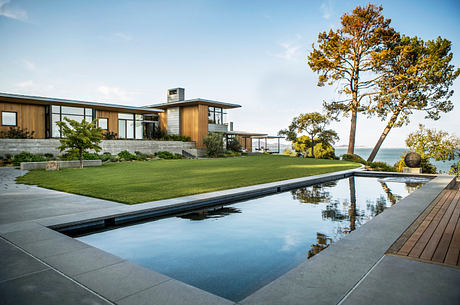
xmin=0 ymin=167 xmax=458 ymax=304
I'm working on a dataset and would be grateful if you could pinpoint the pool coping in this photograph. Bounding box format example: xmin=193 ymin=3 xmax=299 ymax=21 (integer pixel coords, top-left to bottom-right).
xmin=0 ymin=168 xmax=456 ymax=304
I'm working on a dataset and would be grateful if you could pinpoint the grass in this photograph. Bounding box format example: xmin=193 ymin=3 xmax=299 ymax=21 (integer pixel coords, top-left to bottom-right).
xmin=17 ymin=155 xmax=360 ymax=204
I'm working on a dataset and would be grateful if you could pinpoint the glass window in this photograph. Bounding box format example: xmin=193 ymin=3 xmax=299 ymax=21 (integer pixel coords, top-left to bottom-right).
xmin=63 ymin=114 xmax=84 ymax=122
xmin=61 ymin=106 xmax=84 ymax=115
xmin=119 ymin=113 xmax=133 ymax=120
xmin=119 ymin=120 xmax=126 ymax=138
xmin=51 ymin=105 xmax=61 ymax=113
xmin=135 ymin=120 xmax=143 ymax=139
xmin=126 ymin=120 xmax=134 ymax=139
xmin=51 ymin=114 xmax=61 ymax=137
xmin=99 ymin=118 xmax=108 ymax=130
xmin=1 ymin=112 xmax=17 ymax=126
xmin=208 ymin=107 xmax=215 ymax=123
xmin=85 ymin=108 xmax=93 ymax=116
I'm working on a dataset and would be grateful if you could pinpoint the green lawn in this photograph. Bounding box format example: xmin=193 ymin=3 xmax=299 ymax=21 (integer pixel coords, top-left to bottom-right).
xmin=17 ymin=155 xmax=360 ymax=204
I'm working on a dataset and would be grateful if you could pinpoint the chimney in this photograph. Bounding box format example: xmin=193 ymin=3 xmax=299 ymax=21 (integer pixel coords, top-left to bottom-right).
xmin=229 ymin=122 xmax=234 ymax=131
xmin=167 ymin=88 xmax=185 ymax=103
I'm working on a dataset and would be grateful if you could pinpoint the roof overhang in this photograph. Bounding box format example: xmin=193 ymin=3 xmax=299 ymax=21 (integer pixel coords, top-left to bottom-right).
xmin=0 ymin=93 xmax=163 ymax=114
xmin=225 ymin=131 xmax=268 ymax=137
xmin=146 ymin=98 xmax=241 ymax=110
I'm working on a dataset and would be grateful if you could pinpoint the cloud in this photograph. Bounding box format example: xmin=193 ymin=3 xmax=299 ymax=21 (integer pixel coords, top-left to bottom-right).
xmin=270 ymin=41 xmax=305 ymax=62
xmin=0 ymin=0 xmax=28 ymax=22
xmin=320 ymin=0 xmax=334 ymax=20
xmin=113 ymin=32 xmax=132 ymax=41
xmin=21 ymin=59 xmax=36 ymax=71
xmin=97 ymin=85 xmax=130 ymax=101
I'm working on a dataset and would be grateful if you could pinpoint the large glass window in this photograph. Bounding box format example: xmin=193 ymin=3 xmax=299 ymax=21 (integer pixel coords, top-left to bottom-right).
xmin=51 ymin=105 xmax=94 ymax=137
xmin=208 ymin=107 xmax=225 ymax=124
xmin=1 ymin=112 xmax=17 ymax=126
xmin=118 ymin=113 xmax=143 ymax=139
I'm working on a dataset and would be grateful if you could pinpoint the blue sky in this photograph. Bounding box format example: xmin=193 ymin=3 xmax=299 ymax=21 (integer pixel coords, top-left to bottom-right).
xmin=1 ymin=0 xmax=459 ymax=147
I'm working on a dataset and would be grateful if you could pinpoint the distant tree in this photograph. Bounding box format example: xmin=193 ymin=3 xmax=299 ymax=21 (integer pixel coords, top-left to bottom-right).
xmin=406 ymin=124 xmax=459 ymax=161
xmin=308 ymin=4 xmax=398 ymax=154
xmin=367 ymin=36 xmax=459 ymax=162
xmin=56 ymin=118 xmax=103 ymax=168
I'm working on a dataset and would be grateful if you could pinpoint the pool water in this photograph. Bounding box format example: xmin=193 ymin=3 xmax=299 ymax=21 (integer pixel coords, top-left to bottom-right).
xmin=76 ymin=176 xmax=427 ymax=301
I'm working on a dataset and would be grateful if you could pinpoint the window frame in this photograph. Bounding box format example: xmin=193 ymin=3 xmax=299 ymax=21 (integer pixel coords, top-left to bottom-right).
xmin=1 ymin=111 xmax=18 ymax=126
xmin=98 ymin=118 xmax=108 ymax=130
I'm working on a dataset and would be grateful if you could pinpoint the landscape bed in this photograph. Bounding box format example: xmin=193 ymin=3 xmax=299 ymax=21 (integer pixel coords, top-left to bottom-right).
xmin=73 ymin=174 xmax=431 ymax=302
xmin=16 ymin=155 xmax=360 ymax=204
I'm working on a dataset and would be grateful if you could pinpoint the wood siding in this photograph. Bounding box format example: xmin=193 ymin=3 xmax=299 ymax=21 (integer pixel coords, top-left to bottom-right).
xmin=238 ymin=136 xmax=253 ymax=152
xmin=159 ymin=112 xmax=167 ymax=134
xmin=180 ymin=105 xmax=208 ymax=148
xmin=96 ymin=110 xmax=118 ymax=136
xmin=0 ymin=102 xmax=46 ymax=138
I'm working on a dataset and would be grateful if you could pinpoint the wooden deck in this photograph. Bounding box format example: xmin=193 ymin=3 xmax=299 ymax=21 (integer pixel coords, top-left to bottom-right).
xmin=387 ymin=181 xmax=460 ymax=267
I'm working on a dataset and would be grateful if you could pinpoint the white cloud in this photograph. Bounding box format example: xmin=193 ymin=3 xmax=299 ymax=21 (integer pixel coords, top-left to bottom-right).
xmin=271 ymin=41 xmax=304 ymax=62
xmin=97 ymin=85 xmax=130 ymax=101
xmin=113 ymin=32 xmax=132 ymax=41
xmin=0 ymin=0 xmax=27 ymax=22
xmin=21 ymin=59 xmax=36 ymax=71
xmin=320 ymin=0 xmax=334 ymax=20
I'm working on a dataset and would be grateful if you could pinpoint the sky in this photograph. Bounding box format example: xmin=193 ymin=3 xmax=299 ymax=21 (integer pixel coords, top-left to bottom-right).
xmin=1 ymin=0 xmax=459 ymax=148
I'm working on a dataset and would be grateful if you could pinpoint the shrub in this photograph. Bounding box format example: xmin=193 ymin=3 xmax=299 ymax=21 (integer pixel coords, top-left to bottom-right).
xmin=449 ymin=162 xmax=460 ymax=177
xmin=156 ymin=151 xmax=183 ymax=159
xmin=12 ymin=152 xmax=47 ymax=165
xmin=367 ymin=161 xmax=396 ymax=172
xmin=0 ymin=127 xmax=35 ymax=139
xmin=227 ymin=138 xmax=242 ymax=152
xmin=203 ymin=133 xmax=224 ymax=157
xmin=394 ymin=155 xmax=437 ymax=174
xmin=117 ymin=150 xmax=136 ymax=161
xmin=99 ymin=152 xmax=113 ymax=162
xmin=103 ymin=131 xmax=117 ymax=140
xmin=341 ymin=154 xmax=367 ymax=164
xmin=82 ymin=152 xmax=101 ymax=160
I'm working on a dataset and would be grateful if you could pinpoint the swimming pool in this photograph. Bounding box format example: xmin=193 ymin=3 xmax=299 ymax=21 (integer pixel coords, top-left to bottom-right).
xmin=75 ymin=175 xmax=428 ymax=301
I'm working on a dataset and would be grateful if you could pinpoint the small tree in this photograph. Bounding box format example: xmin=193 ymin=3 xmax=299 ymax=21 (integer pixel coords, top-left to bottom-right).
xmin=203 ymin=132 xmax=224 ymax=157
xmin=406 ymin=124 xmax=459 ymax=161
xmin=227 ymin=137 xmax=242 ymax=152
xmin=56 ymin=118 xmax=103 ymax=168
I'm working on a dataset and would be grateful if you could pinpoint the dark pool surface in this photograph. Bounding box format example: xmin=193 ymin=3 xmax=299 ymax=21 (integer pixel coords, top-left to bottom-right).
xmin=76 ymin=176 xmax=428 ymax=301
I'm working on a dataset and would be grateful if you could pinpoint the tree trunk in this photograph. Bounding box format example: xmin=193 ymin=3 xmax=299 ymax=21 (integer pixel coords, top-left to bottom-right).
xmin=367 ymin=109 xmax=401 ymax=163
xmin=79 ymin=149 xmax=83 ymax=168
xmin=348 ymin=176 xmax=356 ymax=232
xmin=347 ymin=110 xmax=357 ymax=154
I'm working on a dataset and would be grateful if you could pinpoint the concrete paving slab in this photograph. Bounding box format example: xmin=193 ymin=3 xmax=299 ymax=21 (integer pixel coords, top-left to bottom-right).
xmin=74 ymin=260 xmax=170 ymax=302
xmin=117 ymin=279 xmax=234 ymax=305
xmin=0 ymin=238 xmax=49 ymax=283
xmin=0 ymin=269 xmax=111 ymax=305
xmin=340 ymin=255 xmax=460 ymax=305
xmin=42 ymin=246 xmax=124 ymax=277
xmin=19 ymin=236 xmax=90 ymax=259
xmin=2 ymin=226 xmax=64 ymax=244
xmin=0 ymin=221 xmax=42 ymax=234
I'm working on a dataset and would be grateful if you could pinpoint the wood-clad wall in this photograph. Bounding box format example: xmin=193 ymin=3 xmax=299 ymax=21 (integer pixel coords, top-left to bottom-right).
xmin=237 ymin=136 xmax=253 ymax=152
xmin=0 ymin=102 xmax=45 ymax=138
xmin=180 ymin=105 xmax=208 ymax=148
xmin=159 ymin=112 xmax=167 ymax=134
xmin=96 ymin=110 xmax=118 ymax=136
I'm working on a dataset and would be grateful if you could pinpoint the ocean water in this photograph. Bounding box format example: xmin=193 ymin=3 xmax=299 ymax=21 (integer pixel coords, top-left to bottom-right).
xmin=335 ymin=148 xmax=458 ymax=174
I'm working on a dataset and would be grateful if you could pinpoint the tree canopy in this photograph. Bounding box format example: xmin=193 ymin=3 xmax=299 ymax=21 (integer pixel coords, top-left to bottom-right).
xmin=406 ymin=124 xmax=459 ymax=161
xmin=366 ymin=36 xmax=459 ymax=162
xmin=308 ymin=4 xmax=397 ymax=154
xmin=56 ymin=117 xmax=103 ymax=168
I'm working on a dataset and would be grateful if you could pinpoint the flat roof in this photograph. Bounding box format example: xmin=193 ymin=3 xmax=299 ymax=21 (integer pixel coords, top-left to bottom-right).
xmin=225 ymin=131 xmax=268 ymax=137
xmin=146 ymin=98 xmax=241 ymax=109
xmin=0 ymin=92 xmax=163 ymax=114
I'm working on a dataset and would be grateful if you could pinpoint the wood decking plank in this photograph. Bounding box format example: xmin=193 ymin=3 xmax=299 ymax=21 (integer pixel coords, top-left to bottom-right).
xmin=432 ymin=194 xmax=460 ymax=263
xmin=407 ymin=190 xmax=456 ymax=258
xmin=444 ymin=215 xmax=460 ymax=266
xmin=397 ymin=190 xmax=451 ymax=256
xmin=420 ymin=192 xmax=460 ymax=260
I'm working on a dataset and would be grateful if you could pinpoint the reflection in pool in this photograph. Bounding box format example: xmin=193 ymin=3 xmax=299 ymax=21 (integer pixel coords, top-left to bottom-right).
xmin=76 ymin=176 xmax=427 ymax=302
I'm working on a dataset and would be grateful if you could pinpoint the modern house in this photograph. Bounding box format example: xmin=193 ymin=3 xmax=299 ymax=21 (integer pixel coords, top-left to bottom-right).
xmin=0 ymin=88 xmax=280 ymax=153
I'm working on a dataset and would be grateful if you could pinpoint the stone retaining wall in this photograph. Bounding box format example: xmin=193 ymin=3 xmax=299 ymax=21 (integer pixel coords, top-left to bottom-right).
xmin=20 ymin=160 xmax=102 ymax=170
xmin=0 ymin=139 xmax=197 ymax=157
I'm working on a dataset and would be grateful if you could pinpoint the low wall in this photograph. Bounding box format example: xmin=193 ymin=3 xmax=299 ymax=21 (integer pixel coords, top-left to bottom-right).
xmin=20 ymin=160 xmax=102 ymax=170
xmin=0 ymin=139 xmax=196 ymax=157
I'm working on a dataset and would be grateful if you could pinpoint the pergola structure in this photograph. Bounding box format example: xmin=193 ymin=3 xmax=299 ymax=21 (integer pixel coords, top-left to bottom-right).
xmin=224 ymin=131 xmax=282 ymax=153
